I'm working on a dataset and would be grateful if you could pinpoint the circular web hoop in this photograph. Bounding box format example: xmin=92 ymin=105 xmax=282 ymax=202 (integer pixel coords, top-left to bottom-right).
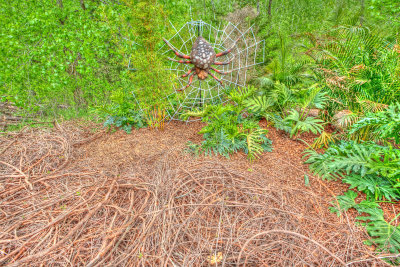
xmin=160 ymin=20 xmax=265 ymax=122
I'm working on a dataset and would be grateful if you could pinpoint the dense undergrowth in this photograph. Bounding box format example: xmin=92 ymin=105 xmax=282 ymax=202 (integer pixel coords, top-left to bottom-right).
xmin=2 ymin=0 xmax=400 ymax=264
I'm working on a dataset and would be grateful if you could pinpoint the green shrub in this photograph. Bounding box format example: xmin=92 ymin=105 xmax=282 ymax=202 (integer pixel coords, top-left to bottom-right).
xmin=182 ymin=87 xmax=272 ymax=160
xmin=349 ymin=103 xmax=400 ymax=144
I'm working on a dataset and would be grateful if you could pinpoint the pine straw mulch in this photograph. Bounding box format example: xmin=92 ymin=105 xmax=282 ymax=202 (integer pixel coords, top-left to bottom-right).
xmin=0 ymin=120 xmax=393 ymax=266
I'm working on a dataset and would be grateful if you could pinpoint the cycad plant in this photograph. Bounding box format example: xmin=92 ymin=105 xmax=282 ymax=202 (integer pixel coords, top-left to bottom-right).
xmin=305 ymin=27 xmax=400 ymax=113
xmin=264 ymin=34 xmax=315 ymax=89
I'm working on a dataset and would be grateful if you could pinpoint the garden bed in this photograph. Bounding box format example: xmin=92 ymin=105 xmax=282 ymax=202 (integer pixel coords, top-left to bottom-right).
xmin=0 ymin=121 xmax=389 ymax=266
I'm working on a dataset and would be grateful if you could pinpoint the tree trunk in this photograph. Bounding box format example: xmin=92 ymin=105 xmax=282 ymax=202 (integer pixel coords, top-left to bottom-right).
xmin=80 ymin=0 xmax=86 ymax=10
xmin=211 ymin=0 xmax=216 ymax=19
xmin=267 ymin=0 xmax=272 ymax=17
xmin=360 ymin=0 xmax=365 ymax=26
xmin=57 ymin=0 xmax=63 ymax=9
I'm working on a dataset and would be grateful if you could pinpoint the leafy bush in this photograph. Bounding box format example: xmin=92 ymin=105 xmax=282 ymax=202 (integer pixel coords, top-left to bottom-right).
xmin=1 ymin=1 xmax=126 ymax=113
xmin=101 ymin=88 xmax=147 ymax=133
xmin=0 ymin=0 xmax=175 ymax=119
xmin=245 ymin=84 xmax=326 ymax=138
xmin=349 ymin=103 xmax=400 ymax=143
xmin=182 ymin=87 xmax=272 ymax=160
xmin=305 ymin=27 xmax=400 ymax=114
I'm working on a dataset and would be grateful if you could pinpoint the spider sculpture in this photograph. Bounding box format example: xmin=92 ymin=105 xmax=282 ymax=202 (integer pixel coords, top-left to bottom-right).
xmin=163 ymin=36 xmax=238 ymax=91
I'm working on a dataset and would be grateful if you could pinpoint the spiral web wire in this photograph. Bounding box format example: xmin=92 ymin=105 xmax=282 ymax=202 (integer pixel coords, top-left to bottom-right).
xmin=133 ymin=20 xmax=265 ymax=122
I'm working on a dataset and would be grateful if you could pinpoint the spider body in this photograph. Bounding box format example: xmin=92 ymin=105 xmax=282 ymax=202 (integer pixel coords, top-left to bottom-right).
xmin=163 ymin=36 xmax=238 ymax=91
xmin=190 ymin=36 xmax=216 ymax=79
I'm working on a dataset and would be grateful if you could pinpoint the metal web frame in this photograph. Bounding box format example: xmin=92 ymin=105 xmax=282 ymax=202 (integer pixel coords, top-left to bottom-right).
xmin=156 ymin=20 xmax=265 ymax=122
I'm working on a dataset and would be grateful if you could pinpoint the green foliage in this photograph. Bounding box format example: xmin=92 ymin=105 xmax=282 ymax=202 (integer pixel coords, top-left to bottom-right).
xmin=284 ymin=109 xmax=324 ymax=138
xmin=299 ymin=86 xmax=329 ymax=110
xmin=368 ymin=0 xmax=400 ymax=36
xmin=330 ymin=190 xmax=400 ymax=264
xmin=182 ymin=87 xmax=272 ymax=160
xmin=349 ymin=103 xmax=400 ymax=144
xmin=357 ymin=207 xmax=400 ymax=261
xmin=101 ymin=88 xmax=147 ymax=132
xmin=263 ymin=34 xmax=314 ymax=88
xmin=330 ymin=190 xmax=381 ymax=217
xmin=118 ymin=0 xmax=175 ymax=110
xmin=304 ymin=141 xmax=400 ymax=181
xmin=1 ymin=1 xmax=126 ymax=114
xmin=245 ymin=82 xmax=326 ymax=139
xmin=343 ymin=174 xmax=399 ymax=201
xmin=246 ymin=79 xmax=294 ymax=116
xmin=304 ymin=140 xmax=400 ymax=209
xmin=246 ymin=128 xmax=270 ymax=161
xmin=1 ymin=0 xmax=175 ymax=122
xmin=305 ymin=27 xmax=400 ymax=114
xmin=329 ymin=190 xmax=359 ymax=216
xmin=245 ymin=94 xmax=275 ymax=115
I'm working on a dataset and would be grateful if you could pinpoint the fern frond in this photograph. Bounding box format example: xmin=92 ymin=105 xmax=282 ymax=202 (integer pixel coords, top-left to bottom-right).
xmin=343 ymin=174 xmax=400 ymax=200
xmin=301 ymin=86 xmax=329 ymax=110
xmin=350 ymin=103 xmax=400 ymax=143
xmin=246 ymin=129 xmax=268 ymax=161
xmin=304 ymin=141 xmax=400 ymax=181
xmin=181 ymin=107 xmax=207 ymax=120
xmin=256 ymin=77 xmax=274 ymax=89
xmin=357 ymin=99 xmax=389 ymax=113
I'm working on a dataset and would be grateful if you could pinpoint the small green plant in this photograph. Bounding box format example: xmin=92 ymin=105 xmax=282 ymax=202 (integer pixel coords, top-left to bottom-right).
xmin=349 ymin=103 xmax=400 ymax=144
xmin=182 ymin=86 xmax=272 ymax=160
xmin=284 ymin=109 xmax=324 ymax=138
xmin=145 ymin=106 xmax=166 ymax=130
xmin=100 ymin=88 xmax=147 ymax=133
xmin=184 ymin=141 xmax=201 ymax=157
xmin=330 ymin=190 xmax=400 ymax=265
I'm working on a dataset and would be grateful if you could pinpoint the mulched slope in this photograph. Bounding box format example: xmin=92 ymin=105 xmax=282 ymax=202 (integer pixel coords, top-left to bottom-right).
xmin=0 ymin=121 xmax=389 ymax=266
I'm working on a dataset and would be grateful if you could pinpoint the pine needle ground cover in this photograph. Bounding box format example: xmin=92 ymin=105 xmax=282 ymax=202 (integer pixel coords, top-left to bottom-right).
xmin=0 ymin=121 xmax=386 ymax=266
xmin=2 ymin=0 xmax=400 ymax=265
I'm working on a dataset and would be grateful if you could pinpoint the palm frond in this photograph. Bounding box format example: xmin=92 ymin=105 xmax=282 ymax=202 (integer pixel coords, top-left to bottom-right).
xmin=333 ymin=110 xmax=359 ymax=129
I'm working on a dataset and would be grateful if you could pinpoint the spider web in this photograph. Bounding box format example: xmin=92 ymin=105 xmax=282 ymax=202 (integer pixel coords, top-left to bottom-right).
xmin=138 ymin=20 xmax=265 ymax=122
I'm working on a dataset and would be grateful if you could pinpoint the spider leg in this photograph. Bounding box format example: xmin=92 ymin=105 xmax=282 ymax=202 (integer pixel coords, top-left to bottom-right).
xmin=168 ymin=57 xmax=192 ymax=64
xmin=215 ymin=37 xmax=240 ymax=57
xmin=213 ymin=56 xmax=235 ymax=65
xmin=208 ymin=71 xmax=224 ymax=86
xmin=163 ymin=38 xmax=191 ymax=59
xmin=210 ymin=67 xmax=232 ymax=75
xmin=181 ymin=67 xmax=195 ymax=78
xmin=177 ymin=72 xmax=195 ymax=91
